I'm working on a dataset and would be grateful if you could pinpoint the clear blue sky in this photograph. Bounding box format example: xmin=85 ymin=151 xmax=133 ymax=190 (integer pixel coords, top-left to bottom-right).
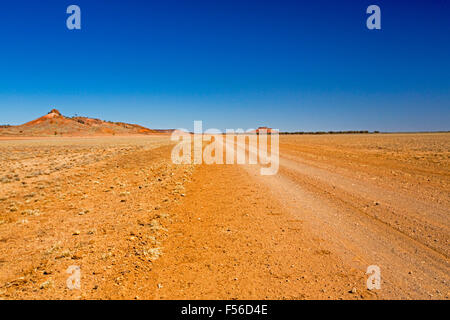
xmin=0 ymin=0 xmax=449 ymax=132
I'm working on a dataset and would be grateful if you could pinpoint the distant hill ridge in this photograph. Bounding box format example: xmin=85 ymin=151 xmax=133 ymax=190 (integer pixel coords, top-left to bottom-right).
xmin=0 ymin=109 xmax=171 ymax=137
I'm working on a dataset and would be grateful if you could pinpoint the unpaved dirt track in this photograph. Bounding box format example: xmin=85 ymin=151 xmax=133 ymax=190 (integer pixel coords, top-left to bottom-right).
xmin=249 ymin=134 xmax=450 ymax=299
xmin=151 ymin=163 xmax=372 ymax=299
xmin=0 ymin=134 xmax=448 ymax=299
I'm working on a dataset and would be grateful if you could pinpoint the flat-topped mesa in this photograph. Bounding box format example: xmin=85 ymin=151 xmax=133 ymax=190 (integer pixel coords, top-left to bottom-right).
xmin=48 ymin=109 xmax=62 ymax=116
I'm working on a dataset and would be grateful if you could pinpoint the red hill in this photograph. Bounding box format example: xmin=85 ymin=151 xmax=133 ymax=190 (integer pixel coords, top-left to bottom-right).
xmin=0 ymin=109 xmax=168 ymax=137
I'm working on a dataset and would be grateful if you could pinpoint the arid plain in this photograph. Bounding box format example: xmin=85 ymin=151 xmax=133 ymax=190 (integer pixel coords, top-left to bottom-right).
xmin=0 ymin=133 xmax=448 ymax=299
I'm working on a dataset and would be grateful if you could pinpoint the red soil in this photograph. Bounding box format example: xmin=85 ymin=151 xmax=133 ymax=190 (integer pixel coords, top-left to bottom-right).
xmin=0 ymin=109 xmax=171 ymax=137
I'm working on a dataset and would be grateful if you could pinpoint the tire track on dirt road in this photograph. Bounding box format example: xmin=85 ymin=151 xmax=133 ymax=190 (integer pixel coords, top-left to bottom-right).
xmin=151 ymin=162 xmax=375 ymax=300
xmin=230 ymin=138 xmax=449 ymax=299
xmin=278 ymin=154 xmax=449 ymax=257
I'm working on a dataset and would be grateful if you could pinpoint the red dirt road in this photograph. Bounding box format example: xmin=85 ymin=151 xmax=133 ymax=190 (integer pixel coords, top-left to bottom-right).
xmin=0 ymin=134 xmax=448 ymax=299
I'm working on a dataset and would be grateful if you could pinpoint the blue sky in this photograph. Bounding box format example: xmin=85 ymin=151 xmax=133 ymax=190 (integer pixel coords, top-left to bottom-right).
xmin=0 ymin=0 xmax=449 ymax=131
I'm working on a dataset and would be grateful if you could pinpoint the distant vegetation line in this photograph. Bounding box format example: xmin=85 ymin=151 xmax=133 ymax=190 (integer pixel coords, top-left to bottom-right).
xmin=280 ymin=130 xmax=375 ymax=135
xmin=279 ymin=130 xmax=449 ymax=135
